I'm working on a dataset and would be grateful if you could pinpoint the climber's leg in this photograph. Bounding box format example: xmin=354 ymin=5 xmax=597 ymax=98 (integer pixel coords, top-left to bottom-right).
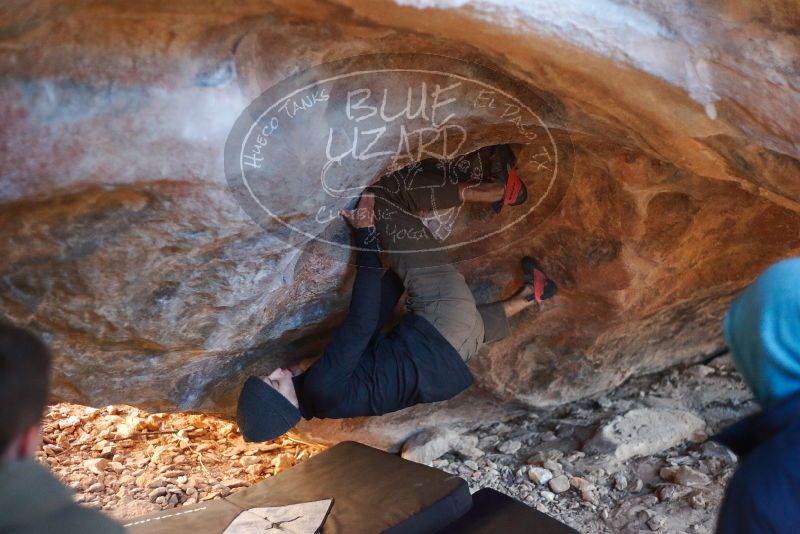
xmin=367 ymin=154 xmax=503 ymax=276
xmin=461 ymin=181 xmax=504 ymax=203
xmin=479 ymin=271 xmax=558 ymax=344
xmin=478 ymin=302 xmax=511 ymax=345
xmin=368 ymin=162 xmax=485 ymax=361
xmin=367 ymin=160 xmax=463 ymax=275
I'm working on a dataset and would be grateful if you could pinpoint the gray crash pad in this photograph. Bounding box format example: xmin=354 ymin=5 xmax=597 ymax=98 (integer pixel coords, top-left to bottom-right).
xmin=125 ymin=441 xmax=471 ymax=534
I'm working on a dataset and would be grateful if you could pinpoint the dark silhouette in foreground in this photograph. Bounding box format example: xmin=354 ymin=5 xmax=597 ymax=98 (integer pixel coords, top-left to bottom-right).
xmin=0 ymin=323 xmax=125 ymax=534
xmin=713 ymin=258 xmax=800 ymax=534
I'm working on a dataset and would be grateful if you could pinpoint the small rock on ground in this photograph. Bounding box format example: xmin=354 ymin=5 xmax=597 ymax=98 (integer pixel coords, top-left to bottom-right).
xmin=549 ymin=475 xmax=570 ymax=494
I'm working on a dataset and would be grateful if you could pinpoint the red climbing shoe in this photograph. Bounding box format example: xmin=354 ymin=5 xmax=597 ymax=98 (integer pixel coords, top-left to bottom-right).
xmin=520 ymin=256 xmax=558 ymax=303
xmin=491 ymin=144 xmax=527 ymax=213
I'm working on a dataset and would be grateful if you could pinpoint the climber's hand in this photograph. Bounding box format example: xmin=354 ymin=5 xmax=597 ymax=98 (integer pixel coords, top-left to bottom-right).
xmin=341 ymin=192 xmax=375 ymax=229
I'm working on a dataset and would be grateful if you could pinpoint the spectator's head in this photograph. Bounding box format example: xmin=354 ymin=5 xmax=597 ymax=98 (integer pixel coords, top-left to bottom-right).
xmin=724 ymin=257 xmax=800 ymax=408
xmin=236 ymin=370 xmax=301 ymax=442
xmin=0 ymin=323 xmax=51 ymax=463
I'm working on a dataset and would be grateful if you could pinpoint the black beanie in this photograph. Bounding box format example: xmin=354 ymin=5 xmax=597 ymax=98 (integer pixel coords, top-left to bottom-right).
xmin=236 ymin=376 xmax=302 ymax=442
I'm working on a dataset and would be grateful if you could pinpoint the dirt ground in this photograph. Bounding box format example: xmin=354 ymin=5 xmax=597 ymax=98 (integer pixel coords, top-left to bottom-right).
xmin=37 ymin=404 xmax=326 ymax=520
xmin=38 ymin=353 xmax=751 ymax=532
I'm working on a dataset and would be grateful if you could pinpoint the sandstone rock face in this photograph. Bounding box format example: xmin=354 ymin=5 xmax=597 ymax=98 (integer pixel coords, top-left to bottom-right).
xmin=1 ymin=1 xmax=799 ymax=449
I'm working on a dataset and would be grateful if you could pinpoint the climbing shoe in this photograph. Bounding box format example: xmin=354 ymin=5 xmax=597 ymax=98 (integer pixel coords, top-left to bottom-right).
xmin=521 ymin=256 xmax=557 ymax=303
xmin=491 ymin=144 xmax=527 ymax=213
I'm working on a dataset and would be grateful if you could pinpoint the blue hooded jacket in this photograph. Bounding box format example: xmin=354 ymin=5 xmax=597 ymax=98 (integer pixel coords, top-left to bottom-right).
xmin=714 ymin=258 xmax=800 ymax=534
xmin=723 ymin=258 xmax=800 ymax=408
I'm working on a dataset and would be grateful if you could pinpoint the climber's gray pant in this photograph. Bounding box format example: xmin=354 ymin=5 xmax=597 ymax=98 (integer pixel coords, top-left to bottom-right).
xmin=369 ymin=158 xmax=511 ymax=362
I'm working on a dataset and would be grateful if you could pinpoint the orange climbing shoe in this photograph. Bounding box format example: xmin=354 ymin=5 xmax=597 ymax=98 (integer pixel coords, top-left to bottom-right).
xmin=521 ymin=256 xmax=557 ymax=303
xmin=491 ymin=144 xmax=527 ymax=213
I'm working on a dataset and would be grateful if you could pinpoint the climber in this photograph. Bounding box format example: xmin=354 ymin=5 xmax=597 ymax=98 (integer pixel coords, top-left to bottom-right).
xmin=0 ymin=323 xmax=125 ymax=534
xmin=712 ymin=258 xmax=800 ymax=534
xmin=237 ymin=145 xmax=558 ymax=442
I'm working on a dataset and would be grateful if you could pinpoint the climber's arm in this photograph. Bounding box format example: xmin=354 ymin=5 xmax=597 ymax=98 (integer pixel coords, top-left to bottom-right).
xmin=301 ymin=227 xmax=383 ymax=406
xmin=369 ymin=268 xmax=404 ymax=341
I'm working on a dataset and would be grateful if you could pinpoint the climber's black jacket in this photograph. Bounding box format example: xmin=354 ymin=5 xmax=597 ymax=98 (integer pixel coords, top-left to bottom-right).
xmin=292 ymin=227 xmax=473 ymax=419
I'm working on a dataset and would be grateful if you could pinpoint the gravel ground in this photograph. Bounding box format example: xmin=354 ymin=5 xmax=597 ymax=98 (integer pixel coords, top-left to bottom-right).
xmin=430 ymin=354 xmax=754 ymax=533
xmin=37 ymin=353 xmax=752 ymax=532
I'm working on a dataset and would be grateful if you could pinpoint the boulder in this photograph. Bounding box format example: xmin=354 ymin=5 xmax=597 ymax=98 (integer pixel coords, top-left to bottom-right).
xmin=584 ymin=408 xmax=706 ymax=463
xmin=400 ymin=427 xmax=459 ymax=465
xmin=0 ymin=0 xmax=799 ymax=449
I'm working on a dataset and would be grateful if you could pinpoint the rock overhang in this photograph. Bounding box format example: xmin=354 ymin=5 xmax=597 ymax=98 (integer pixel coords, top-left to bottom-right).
xmin=1 ymin=0 xmax=799 ymax=449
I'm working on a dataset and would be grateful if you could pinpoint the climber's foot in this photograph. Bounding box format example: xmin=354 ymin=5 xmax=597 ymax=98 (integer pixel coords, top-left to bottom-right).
xmin=516 ymin=284 xmax=538 ymax=305
xmin=490 ymin=145 xmax=527 ymax=213
xmin=502 ymin=285 xmax=540 ymax=318
xmin=521 ymin=256 xmax=558 ymax=303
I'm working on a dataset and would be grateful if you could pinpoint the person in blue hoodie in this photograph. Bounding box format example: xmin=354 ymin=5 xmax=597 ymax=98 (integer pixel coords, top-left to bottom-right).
xmin=713 ymin=257 xmax=800 ymax=533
